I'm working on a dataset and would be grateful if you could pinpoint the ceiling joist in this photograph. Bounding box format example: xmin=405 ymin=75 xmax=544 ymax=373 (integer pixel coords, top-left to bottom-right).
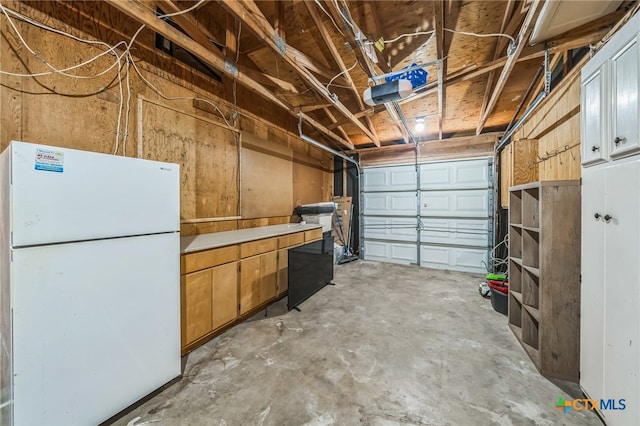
xmin=218 ymin=0 xmax=378 ymax=143
xmin=476 ymin=0 xmax=542 ymax=134
xmin=106 ymin=0 xmax=353 ymax=150
xmin=302 ymin=0 xmax=380 ymax=146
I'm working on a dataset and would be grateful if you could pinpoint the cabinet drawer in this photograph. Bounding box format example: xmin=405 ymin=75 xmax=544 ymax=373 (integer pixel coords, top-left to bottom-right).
xmin=181 ymin=245 xmax=238 ymax=274
xmin=240 ymin=237 xmax=277 ymax=258
xmin=278 ymin=232 xmax=305 ymax=248
xmin=304 ymin=228 xmax=323 ymax=242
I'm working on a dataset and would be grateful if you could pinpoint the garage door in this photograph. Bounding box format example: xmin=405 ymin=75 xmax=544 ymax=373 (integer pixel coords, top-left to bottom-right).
xmin=362 ymin=158 xmax=492 ymax=273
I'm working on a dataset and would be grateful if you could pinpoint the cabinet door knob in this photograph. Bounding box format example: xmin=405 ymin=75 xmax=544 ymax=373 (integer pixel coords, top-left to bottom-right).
xmin=604 ymin=214 xmax=613 ymax=222
xmin=592 ymin=146 xmax=600 ymax=152
xmin=614 ymin=137 xmax=624 ymax=145
xmin=594 ymin=213 xmax=601 ymax=220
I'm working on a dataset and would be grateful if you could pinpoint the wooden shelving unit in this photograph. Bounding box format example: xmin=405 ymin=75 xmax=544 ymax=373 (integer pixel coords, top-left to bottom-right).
xmin=508 ymin=180 xmax=581 ymax=382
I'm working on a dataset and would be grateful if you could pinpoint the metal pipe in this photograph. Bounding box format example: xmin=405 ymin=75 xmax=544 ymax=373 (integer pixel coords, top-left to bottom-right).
xmin=495 ymin=91 xmax=547 ymax=154
xmin=298 ymin=114 xmax=362 ymax=258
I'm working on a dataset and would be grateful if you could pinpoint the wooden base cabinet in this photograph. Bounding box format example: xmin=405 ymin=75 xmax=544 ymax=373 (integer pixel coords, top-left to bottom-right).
xmin=181 ymin=262 xmax=238 ymax=348
xmin=180 ymin=228 xmax=322 ymax=354
xmin=240 ymin=251 xmax=278 ymax=315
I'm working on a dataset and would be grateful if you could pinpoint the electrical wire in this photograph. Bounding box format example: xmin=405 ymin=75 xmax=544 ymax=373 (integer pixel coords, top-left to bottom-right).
xmin=335 ymin=0 xmax=355 ymax=31
xmin=375 ymin=28 xmax=515 ymax=46
xmin=444 ymin=28 xmax=516 ymax=44
xmin=383 ymin=30 xmax=435 ymax=44
xmin=313 ymin=0 xmax=344 ymax=36
xmin=128 ymin=56 xmax=233 ymax=129
xmin=157 ymin=0 xmax=206 ymax=18
xmin=0 ymin=4 xmax=126 ymax=79
xmin=326 ymin=60 xmax=358 ymax=91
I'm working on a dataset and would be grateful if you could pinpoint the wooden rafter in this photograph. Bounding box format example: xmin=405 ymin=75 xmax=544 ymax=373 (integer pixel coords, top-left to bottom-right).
xmin=225 ymin=12 xmax=238 ymax=60
xmin=323 ymin=107 xmax=354 ymax=146
xmin=156 ymin=0 xmax=298 ymax=95
xmin=366 ymin=2 xmax=391 ymax=73
xmin=302 ymin=0 xmax=379 ymax=146
xmin=323 ymin=0 xmax=409 ymax=143
xmin=106 ymin=0 xmax=353 ymax=150
xmin=217 ymin=0 xmax=377 ymax=142
xmin=476 ymin=0 xmax=542 ymax=134
xmin=477 ymin=0 xmax=519 ymax=135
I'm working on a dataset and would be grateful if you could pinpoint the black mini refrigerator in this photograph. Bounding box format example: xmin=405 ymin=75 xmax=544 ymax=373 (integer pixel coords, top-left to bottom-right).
xmin=287 ymin=231 xmax=334 ymax=310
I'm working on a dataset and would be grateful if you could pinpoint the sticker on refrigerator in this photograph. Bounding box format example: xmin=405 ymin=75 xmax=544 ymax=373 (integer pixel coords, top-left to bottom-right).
xmin=34 ymin=148 xmax=64 ymax=173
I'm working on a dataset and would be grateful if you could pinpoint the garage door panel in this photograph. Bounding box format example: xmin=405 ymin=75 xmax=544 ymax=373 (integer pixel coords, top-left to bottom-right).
xmin=420 ymin=245 xmax=487 ymax=273
xmin=420 ymin=219 xmax=489 ymax=246
xmin=364 ymin=241 xmax=417 ymax=265
xmin=421 ymin=190 xmax=489 ymax=217
xmin=363 ymin=165 xmax=417 ymax=191
xmin=420 ymin=159 xmax=489 ymax=190
xmin=364 ymin=192 xmax=417 ymax=216
xmin=364 ymin=217 xmax=417 ymax=242
xmin=362 ymin=159 xmax=492 ymax=273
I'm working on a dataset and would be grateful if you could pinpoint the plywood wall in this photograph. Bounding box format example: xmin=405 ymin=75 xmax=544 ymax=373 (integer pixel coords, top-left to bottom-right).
xmin=500 ymin=68 xmax=582 ymax=208
xmin=0 ymin=2 xmax=332 ymax=236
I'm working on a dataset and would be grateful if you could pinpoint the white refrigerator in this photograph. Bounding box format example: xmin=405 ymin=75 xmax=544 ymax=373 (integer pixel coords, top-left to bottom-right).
xmin=0 ymin=141 xmax=181 ymax=425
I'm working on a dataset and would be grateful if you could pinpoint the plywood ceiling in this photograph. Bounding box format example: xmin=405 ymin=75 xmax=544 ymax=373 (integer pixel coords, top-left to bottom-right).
xmin=110 ymin=0 xmax=633 ymax=150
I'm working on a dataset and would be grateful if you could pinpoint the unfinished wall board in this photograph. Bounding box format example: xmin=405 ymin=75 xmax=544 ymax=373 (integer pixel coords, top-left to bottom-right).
xmin=241 ymin=133 xmax=294 ymax=218
xmin=500 ymin=70 xmax=582 ymax=206
xmin=512 ymin=138 xmax=539 ymax=186
xmin=292 ymin=135 xmax=332 ymax=208
xmin=140 ymin=99 xmax=239 ymax=221
xmin=500 ymin=144 xmax=513 ymax=208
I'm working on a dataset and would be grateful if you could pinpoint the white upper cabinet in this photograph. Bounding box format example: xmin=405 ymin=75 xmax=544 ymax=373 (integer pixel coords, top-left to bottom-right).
xmin=581 ymin=66 xmax=607 ymax=165
xmin=610 ymin=37 xmax=640 ymax=158
xmin=581 ymin=13 xmax=640 ymax=165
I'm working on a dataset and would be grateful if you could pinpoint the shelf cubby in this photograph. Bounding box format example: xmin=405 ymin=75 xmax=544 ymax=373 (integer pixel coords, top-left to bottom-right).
xmin=509 ymin=225 xmax=523 ymax=259
xmin=507 ymin=180 xmax=580 ymax=382
xmin=509 ymin=260 xmax=522 ymax=293
xmin=522 ymin=187 xmax=540 ymax=228
xmin=509 ymin=190 xmax=522 ymax=225
xmin=522 ymin=268 xmax=540 ymax=309
xmin=522 ymin=229 xmax=540 ymax=268
xmin=522 ymin=309 xmax=539 ymax=350
xmin=509 ymin=293 xmax=523 ymax=328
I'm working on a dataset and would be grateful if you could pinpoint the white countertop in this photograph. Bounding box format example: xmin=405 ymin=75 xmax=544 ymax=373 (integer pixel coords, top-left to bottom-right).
xmin=180 ymin=223 xmax=323 ymax=253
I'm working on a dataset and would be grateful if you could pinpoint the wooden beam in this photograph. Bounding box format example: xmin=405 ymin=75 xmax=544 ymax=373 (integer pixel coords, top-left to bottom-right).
xmin=366 ymin=1 xmax=391 ymax=72
xmin=302 ymin=0 xmax=379 ymax=146
xmin=274 ymin=0 xmax=285 ymax=40
xmin=323 ymin=0 xmax=408 ymax=142
xmin=218 ymin=0 xmax=377 ymax=143
xmin=225 ymin=12 xmax=238 ymax=59
xmin=476 ymin=0 xmax=542 ymax=134
xmin=329 ymin=23 xmax=608 ymax=129
xmin=323 ymin=107 xmax=354 ymax=146
xmin=476 ymin=0 xmax=520 ymax=135
xmin=106 ymin=0 xmax=353 ymax=150
xmin=434 ymin=1 xmax=444 ymax=140
xmin=299 ymin=103 xmax=332 ymax=113
xmin=157 ymin=0 xmax=298 ymax=94
xmin=285 ymin=44 xmax=346 ymax=86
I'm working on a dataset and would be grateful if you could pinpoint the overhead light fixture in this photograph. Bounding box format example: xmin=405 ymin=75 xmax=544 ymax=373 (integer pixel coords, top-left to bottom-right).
xmin=415 ymin=117 xmax=425 ymax=132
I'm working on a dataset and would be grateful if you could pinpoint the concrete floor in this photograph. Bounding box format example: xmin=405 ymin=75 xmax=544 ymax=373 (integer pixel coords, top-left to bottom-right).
xmin=111 ymin=261 xmax=601 ymax=426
